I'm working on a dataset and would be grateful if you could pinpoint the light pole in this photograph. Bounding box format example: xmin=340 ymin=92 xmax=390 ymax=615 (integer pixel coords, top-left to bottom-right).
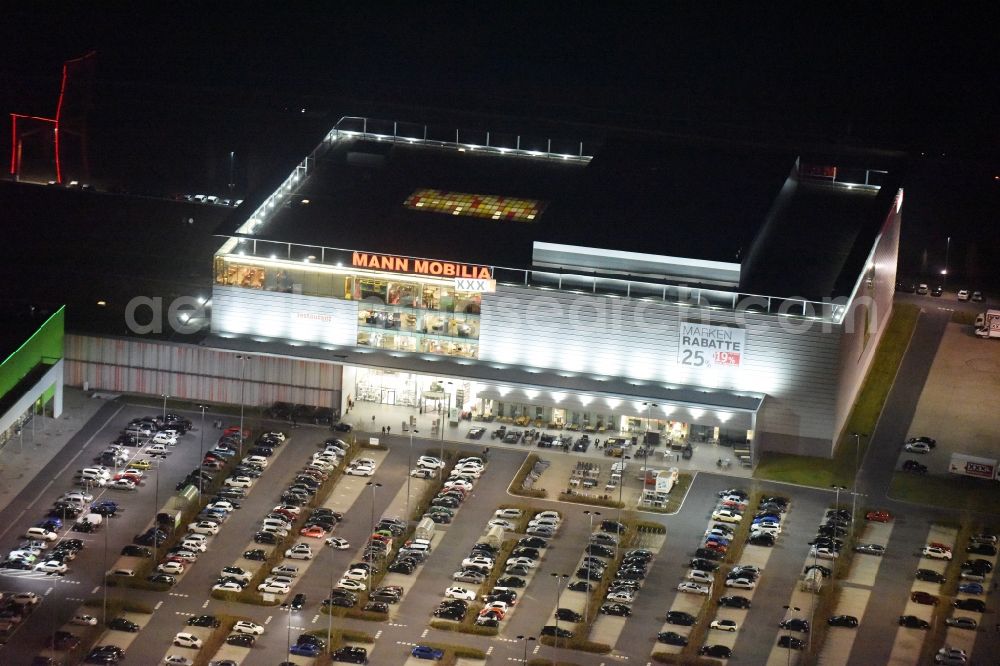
xmin=160 ymin=393 xmax=168 ymax=423
xmin=583 ymin=510 xmax=601 ymax=622
xmin=642 ymin=401 xmax=658 ymax=444
xmin=366 ymin=482 xmax=382 ymax=534
xmin=102 ymin=511 xmax=110 ymax=624
xmin=286 ymin=606 xmax=293 ymax=659
xmin=236 ymin=354 xmax=252 ymax=457
xmin=196 ymin=404 xmax=210 ymax=499
xmin=830 ymin=485 xmax=847 ymax=581
xmin=852 ymin=432 xmax=867 ymax=485
xmin=943 ymin=236 xmax=951 ymax=290
xmin=550 ymin=573 xmax=569 ymax=649
xmin=407 ymin=428 xmax=419 ymax=521
xmin=782 ymin=604 xmax=800 ymax=666
xmin=439 ymin=381 xmax=453 ymax=465
xmin=616 ymin=455 xmax=631 ymax=561
xmin=152 ymin=456 xmax=162 ymax=564
xmin=515 ymin=635 xmax=535 ymax=664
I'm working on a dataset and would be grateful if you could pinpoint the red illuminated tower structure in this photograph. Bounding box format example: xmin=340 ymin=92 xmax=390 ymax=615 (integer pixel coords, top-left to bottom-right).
xmin=9 ymin=50 xmax=96 ymax=184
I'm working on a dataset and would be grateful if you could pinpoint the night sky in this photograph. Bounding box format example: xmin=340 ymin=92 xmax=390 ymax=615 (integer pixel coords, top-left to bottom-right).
xmin=2 ymin=4 xmax=997 ymax=285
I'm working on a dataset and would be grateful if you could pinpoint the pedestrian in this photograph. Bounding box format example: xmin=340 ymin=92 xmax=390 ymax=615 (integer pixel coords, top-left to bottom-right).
xmin=372 ymin=414 xmax=376 ymax=425
xmin=381 ymin=426 xmax=386 ymax=435
xmin=387 ymin=425 xmax=391 ymax=434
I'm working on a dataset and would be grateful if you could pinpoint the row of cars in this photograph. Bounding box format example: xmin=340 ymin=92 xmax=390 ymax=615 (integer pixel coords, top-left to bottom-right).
xmin=437 ymin=506 xmax=529 ymax=627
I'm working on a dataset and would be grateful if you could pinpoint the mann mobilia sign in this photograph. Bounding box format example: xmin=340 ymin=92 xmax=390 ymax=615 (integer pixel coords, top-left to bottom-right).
xmin=351 ymin=251 xmax=496 ymax=292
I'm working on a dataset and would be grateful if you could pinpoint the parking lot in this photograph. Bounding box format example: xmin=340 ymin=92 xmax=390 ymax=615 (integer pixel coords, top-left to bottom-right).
xmin=0 ymin=394 xmax=996 ymax=665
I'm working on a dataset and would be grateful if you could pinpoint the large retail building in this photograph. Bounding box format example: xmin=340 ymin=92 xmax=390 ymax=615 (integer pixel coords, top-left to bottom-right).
xmin=206 ymin=117 xmax=901 ymax=461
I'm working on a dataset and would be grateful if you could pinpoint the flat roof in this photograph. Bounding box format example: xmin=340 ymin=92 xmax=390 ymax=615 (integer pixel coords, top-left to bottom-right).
xmin=221 ymin=131 xmax=797 ymax=269
xmin=0 ymin=303 xmax=61 ymax=366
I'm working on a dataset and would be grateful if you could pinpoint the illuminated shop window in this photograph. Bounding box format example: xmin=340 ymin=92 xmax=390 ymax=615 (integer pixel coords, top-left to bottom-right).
xmin=404 ymin=188 xmax=545 ymax=223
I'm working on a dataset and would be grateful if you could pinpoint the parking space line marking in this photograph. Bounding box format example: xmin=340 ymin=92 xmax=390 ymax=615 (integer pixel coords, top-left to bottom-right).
xmin=202 ymin=599 xmax=210 ymax=608
xmin=44 ymin=586 xmax=53 ymax=596
xmin=264 ymin=615 xmax=272 ymax=624
xmin=420 ymin=628 xmax=429 ymax=638
xmin=155 ymin=601 xmax=163 ymax=609
xmin=311 ymin=613 xmax=319 ymax=623
xmin=90 ymin=586 xmax=100 ymax=593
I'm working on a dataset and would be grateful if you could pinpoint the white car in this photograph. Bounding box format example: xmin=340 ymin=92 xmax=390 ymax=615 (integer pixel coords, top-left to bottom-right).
xmin=495 ymin=508 xmax=523 ymax=519
xmin=606 ymin=590 xmax=635 ymax=603
xmin=270 ymin=565 xmax=299 ymax=577
xmin=507 ymin=557 xmax=537 ymax=568
xmin=224 ymin=476 xmax=253 ymax=488
xmin=533 ymin=510 xmax=561 ymax=522
xmin=109 ymin=478 xmax=137 ymax=491
xmin=725 ymin=577 xmax=756 ymax=589
xmin=61 ymin=491 xmax=93 ymax=503
xmin=712 ymin=509 xmax=743 ymax=523
xmin=187 ymin=522 xmax=220 ymax=535
xmin=462 ymin=556 xmax=495 ymax=569
xmin=687 ymin=569 xmax=714 ymax=583
xmin=905 ymin=442 xmax=931 ymax=454
xmin=677 ymin=581 xmax=711 ymax=595
xmin=417 ymin=456 xmax=445 ymax=469
xmin=23 ymin=527 xmax=58 ymax=542
xmin=261 ymin=526 xmax=289 ymax=538
xmin=274 ymin=505 xmax=301 ymax=516
xmin=266 ymin=431 xmax=287 ymax=442
xmin=444 ymin=479 xmax=474 ymax=491
xmin=750 ymin=525 xmax=780 ymax=537
xmin=452 ymin=466 xmax=483 ymax=478
xmin=922 ymin=546 xmax=953 ymax=560
xmin=212 ymin=581 xmax=243 ymax=593
xmin=445 ymin=586 xmax=477 ymax=601
xmin=258 ymin=581 xmax=290 ymax=594
xmin=9 ymin=551 xmax=38 ymax=563
xmin=34 ymin=560 xmax=68 ymax=574
xmin=336 ymin=578 xmax=367 ymax=592
xmin=346 ymin=465 xmax=374 ymax=476
xmin=710 ymin=619 xmax=738 ymax=632
xmin=153 ymin=432 xmax=178 ymax=445
xmin=264 ymin=575 xmax=295 ymax=587
xmin=173 ymin=632 xmax=202 ymax=648
xmin=411 ymin=468 xmax=436 ymax=478
xmin=957 ymin=289 xmax=970 ymax=301
xmin=157 ymin=562 xmax=186 ymax=575
xmin=181 ymin=533 xmax=208 ymax=545
xmin=326 ymin=537 xmax=350 ymax=549
xmin=208 ymin=500 xmax=236 ymax=512
xmin=164 ymin=656 xmax=193 ymax=666
xmin=147 ymin=443 xmax=169 ymax=455
xmin=244 ymin=455 xmax=269 ymax=467
xmin=71 ymin=614 xmax=98 ymax=626
xmin=222 ymin=567 xmax=253 ymax=582
xmin=753 ymin=519 xmax=782 ymax=532
xmin=342 ymin=568 xmax=371 ymax=581
xmin=10 ymin=592 xmax=40 ymax=605
xmin=233 ymin=620 xmax=264 ymax=635
xmin=810 ymin=546 xmax=839 ymax=559
xmin=488 ymin=519 xmax=516 ymax=530
xmin=285 ymin=544 xmax=314 ymax=560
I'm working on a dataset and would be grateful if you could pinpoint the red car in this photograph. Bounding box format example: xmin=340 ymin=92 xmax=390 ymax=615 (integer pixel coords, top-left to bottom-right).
xmin=910 ymin=591 xmax=939 ymax=605
xmin=300 ymin=525 xmax=327 ymax=538
xmin=703 ymin=541 xmax=728 ymax=554
xmin=223 ymin=426 xmax=251 ymax=439
xmin=865 ymin=510 xmax=892 ymax=523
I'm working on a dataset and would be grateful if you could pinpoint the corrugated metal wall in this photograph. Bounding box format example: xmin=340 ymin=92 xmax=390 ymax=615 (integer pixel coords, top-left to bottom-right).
xmin=64 ymin=335 xmax=342 ymax=408
xmin=211 ymin=286 xmax=358 ymax=346
xmin=478 ymin=285 xmax=843 ymax=448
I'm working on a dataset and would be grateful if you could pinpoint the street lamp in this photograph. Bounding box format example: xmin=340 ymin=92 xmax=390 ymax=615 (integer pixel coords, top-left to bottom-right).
xmin=366 ymin=481 xmax=382 ymax=534
xmin=852 ymin=432 xmax=868 ymax=485
xmin=550 ymin=573 xmax=569 ymax=649
xmin=285 ymin=606 xmax=294 ymax=659
xmin=439 ymin=381 xmax=454 ymax=465
xmin=943 ymin=236 xmax=951 ymax=290
xmin=616 ymin=455 xmax=631 ymax=561
xmin=830 ymin=485 xmax=847 ymax=581
xmin=782 ymin=604 xmax=800 ymax=666
xmin=196 ymin=404 xmax=210 ymax=499
xmin=642 ymin=401 xmax=658 ymax=444
xmin=236 ymin=354 xmax=252 ymax=457
xmin=407 ymin=428 xmax=419 ymax=521
xmin=160 ymin=393 xmax=168 ymax=423
xmin=515 ymin=635 xmax=535 ymax=664
xmin=583 ymin=510 xmax=601 ymax=622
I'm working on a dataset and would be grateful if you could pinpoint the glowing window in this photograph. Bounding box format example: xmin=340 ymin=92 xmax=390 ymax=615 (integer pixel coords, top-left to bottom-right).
xmin=404 ymin=188 xmax=545 ymax=223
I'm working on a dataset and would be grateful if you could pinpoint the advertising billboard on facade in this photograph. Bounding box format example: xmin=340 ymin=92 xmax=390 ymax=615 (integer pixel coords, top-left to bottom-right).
xmin=677 ymin=322 xmax=746 ymax=371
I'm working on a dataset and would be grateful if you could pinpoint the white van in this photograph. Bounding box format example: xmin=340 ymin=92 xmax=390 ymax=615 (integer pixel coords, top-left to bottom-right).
xmin=75 ymin=513 xmax=103 ymax=528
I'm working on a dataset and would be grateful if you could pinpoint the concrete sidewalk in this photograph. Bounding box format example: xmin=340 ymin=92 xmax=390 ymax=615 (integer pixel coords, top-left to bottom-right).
xmin=340 ymin=399 xmax=752 ymax=480
xmin=0 ymin=387 xmax=116 ymax=516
